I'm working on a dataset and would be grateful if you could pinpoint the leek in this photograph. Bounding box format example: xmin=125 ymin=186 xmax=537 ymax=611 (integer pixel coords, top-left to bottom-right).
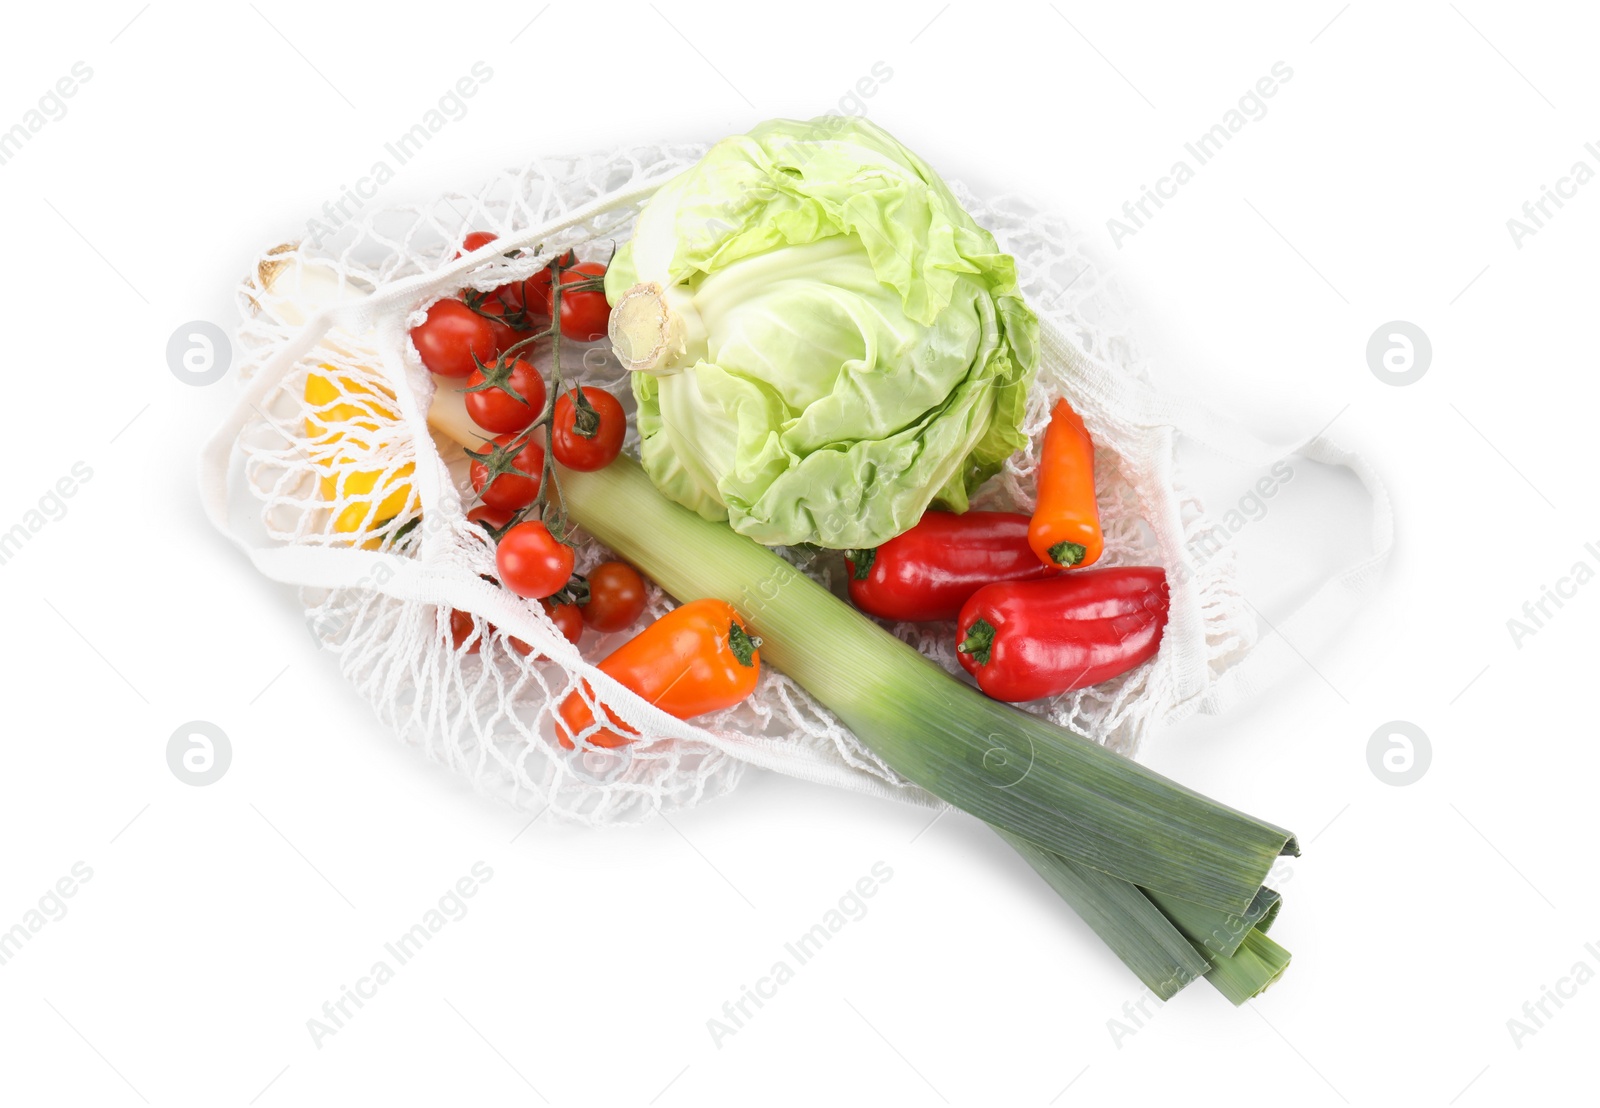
xmin=552 ymin=456 xmax=1296 ymax=916
xmin=424 ymin=402 xmax=1299 ymax=994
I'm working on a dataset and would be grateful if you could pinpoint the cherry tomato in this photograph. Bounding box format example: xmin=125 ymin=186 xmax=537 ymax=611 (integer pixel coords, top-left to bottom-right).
xmin=464 ymin=356 xmax=547 ymax=434
xmin=454 ymin=233 xmax=541 ymax=319
xmin=473 ymin=296 xmax=527 ymax=344
xmin=509 ymin=599 xmax=584 ymax=658
xmin=580 ymin=562 xmax=649 ymax=633
xmin=469 ymin=432 xmax=545 ymax=513
xmin=497 ymin=521 xmax=575 ymax=599
xmin=456 ymin=231 xmax=498 ymax=258
xmin=555 ymin=262 xmax=610 ymax=341
xmin=499 ymin=269 xmax=557 ymax=318
xmin=449 ymin=608 xmax=483 ymax=654
xmin=551 ymin=388 xmax=626 ymax=472
xmin=515 ymin=250 xmax=579 ymax=316
xmin=496 ymin=279 xmax=538 ymax=317
xmin=412 ymin=299 xmax=507 ymax=379
xmin=467 ymin=504 xmax=514 ymax=531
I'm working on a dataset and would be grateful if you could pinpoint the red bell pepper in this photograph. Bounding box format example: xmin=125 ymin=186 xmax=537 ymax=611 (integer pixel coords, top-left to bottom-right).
xmin=844 ymin=511 xmax=1058 ymax=622
xmin=955 ymin=568 xmax=1169 ymax=701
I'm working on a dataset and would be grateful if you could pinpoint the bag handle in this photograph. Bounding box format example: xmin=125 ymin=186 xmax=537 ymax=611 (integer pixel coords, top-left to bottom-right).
xmin=1177 ymin=413 xmax=1393 ymax=715
xmin=1038 ymin=317 xmax=1392 ymax=715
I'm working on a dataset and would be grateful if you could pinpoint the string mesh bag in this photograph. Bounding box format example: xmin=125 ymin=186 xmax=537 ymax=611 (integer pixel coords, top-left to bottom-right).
xmin=201 ymin=138 xmax=1392 ymax=827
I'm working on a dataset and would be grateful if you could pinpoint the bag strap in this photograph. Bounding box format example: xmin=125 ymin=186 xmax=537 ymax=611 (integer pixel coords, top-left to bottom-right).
xmin=1179 ymin=412 xmax=1393 ymax=715
xmin=1038 ymin=317 xmax=1393 ymax=715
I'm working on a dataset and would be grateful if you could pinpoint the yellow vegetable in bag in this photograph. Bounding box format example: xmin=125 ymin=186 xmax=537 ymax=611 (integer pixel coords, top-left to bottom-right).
xmin=303 ymin=367 xmax=417 ymax=539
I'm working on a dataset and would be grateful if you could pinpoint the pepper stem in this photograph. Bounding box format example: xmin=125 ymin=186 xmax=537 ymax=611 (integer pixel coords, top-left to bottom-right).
xmin=845 ymin=548 xmax=876 ymax=580
xmin=957 ymin=618 xmax=997 ymax=667
xmin=727 ymin=622 xmax=758 ymax=667
xmin=1048 ymin=541 xmax=1087 ymax=567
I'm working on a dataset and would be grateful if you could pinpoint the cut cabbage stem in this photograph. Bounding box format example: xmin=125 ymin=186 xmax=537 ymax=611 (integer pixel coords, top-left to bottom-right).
xmin=608 ymin=281 xmax=687 ymax=374
xmin=538 ymin=455 xmax=1297 ymax=917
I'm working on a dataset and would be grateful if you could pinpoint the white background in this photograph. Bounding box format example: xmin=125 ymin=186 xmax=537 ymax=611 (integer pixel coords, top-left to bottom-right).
xmin=1 ymin=2 xmax=1594 ymax=1105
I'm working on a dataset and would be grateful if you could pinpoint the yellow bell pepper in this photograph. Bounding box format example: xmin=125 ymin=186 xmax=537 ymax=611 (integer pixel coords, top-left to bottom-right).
xmin=303 ymin=366 xmax=417 ymax=542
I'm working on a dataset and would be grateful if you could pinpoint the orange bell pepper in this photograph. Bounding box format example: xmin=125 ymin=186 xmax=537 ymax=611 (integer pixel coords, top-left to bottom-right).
xmin=557 ymin=599 xmax=760 ymax=749
xmin=1029 ymin=398 xmax=1103 ymax=569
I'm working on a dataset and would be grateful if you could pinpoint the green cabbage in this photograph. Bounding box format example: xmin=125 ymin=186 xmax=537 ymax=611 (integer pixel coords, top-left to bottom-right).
xmin=605 ymin=116 xmax=1038 ymax=549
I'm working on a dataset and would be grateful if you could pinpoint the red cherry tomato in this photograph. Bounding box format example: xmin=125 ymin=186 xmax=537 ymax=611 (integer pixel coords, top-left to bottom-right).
xmin=464 ymin=356 xmax=547 ymax=435
xmin=412 ymin=299 xmax=506 ymax=379
xmin=497 ymin=521 xmax=575 ymax=599
xmin=515 ymin=250 xmax=579 ymax=316
xmin=496 ymin=279 xmax=538 ymax=317
xmin=469 ymin=432 xmax=545 ymax=513
xmin=449 ymin=608 xmax=483 ymax=654
xmin=509 ymin=599 xmax=584 ymax=658
xmin=467 ymin=504 xmax=514 ymax=531
xmin=473 ymin=296 xmax=527 ymax=345
xmin=555 ymin=262 xmax=610 ymax=341
xmin=551 ymin=388 xmax=625 ymax=472
xmin=454 ymin=233 xmax=540 ymax=320
xmin=500 ymin=269 xmax=557 ymax=317
xmin=456 ymin=231 xmax=498 ymax=257
xmin=580 ymin=562 xmax=649 ymax=633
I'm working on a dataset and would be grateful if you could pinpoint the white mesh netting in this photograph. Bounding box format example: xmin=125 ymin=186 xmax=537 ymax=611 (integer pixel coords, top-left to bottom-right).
xmin=221 ymin=141 xmax=1259 ymax=825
